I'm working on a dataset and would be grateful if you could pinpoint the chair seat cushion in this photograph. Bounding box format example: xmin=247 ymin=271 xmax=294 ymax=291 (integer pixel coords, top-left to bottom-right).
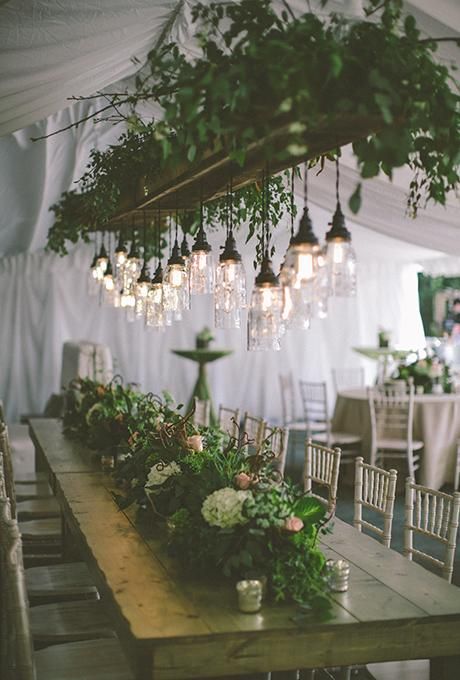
xmin=19 ymin=517 xmax=61 ymax=540
xmin=31 ymin=600 xmax=114 ymax=643
xmin=26 ymin=562 xmax=97 ymax=598
xmin=17 ymin=497 xmax=60 ymax=520
xmin=377 ymin=438 xmax=424 ymax=451
xmin=35 ymin=638 xmax=134 ymax=680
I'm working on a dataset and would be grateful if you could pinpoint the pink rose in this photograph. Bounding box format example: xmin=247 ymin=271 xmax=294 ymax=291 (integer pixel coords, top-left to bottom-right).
xmin=187 ymin=434 xmax=203 ymax=452
xmin=235 ymin=472 xmax=252 ymax=490
xmin=284 ymin=516 xmax=304 ymax=532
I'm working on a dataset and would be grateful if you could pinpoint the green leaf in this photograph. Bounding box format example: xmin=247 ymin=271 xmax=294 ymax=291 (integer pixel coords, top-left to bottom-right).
xmin=348 ymin=182 xmax=362 ymax=214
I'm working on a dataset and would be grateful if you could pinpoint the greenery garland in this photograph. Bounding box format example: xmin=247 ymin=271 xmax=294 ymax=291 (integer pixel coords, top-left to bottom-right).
xmin=63 ymin=377 xmax=333 ymax=617
xmin=47 ymin=0 xmax=459 ymax=256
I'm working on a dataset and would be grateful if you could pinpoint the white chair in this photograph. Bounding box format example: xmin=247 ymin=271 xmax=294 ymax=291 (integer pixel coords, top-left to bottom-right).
xmin=299 ymin=380 xmax=361 ymax=457
xmin=193 ymin=398 xmax=210 ymax=428
xmin=353 ymin=457 xmax=398 ymax=548
xmin=279 ymin=373 xmax=306 ymax=430
xmin=454 ymin=439 xmax=460 ymax=491
xmin=303 ymin=438 xmax=341 ymax=513
xmin=262 ymin=426 xmax=289 ymax=476
xmin=218 ymin=405 xmax=240 ymax=439
xmin=332 ymin=367 xmax=365 ymax=392
xmin=404 ymin=478 xmax=460 ymax=583
xmin=241 ymin=412 xmax=267 ymax=454
xmin=368 ymin=384 xmax=423 ymax=477
xmin=0 ymin=504 xmax=134 ymax=680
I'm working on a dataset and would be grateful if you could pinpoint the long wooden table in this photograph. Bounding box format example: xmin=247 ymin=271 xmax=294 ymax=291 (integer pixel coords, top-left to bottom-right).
xmin=29 ymin=419 xmax=460 ymax=680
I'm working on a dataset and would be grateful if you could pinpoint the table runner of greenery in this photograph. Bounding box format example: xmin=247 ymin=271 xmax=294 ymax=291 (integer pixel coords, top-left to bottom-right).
xmin=64 ymin=377 xmax=333 ymax=618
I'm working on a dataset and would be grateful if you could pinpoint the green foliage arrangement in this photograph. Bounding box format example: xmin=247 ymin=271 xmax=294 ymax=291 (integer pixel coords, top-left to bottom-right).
xmin=47 ymin=0 xmax=459 ymax=256
xmin=62 ymin=377 xmax=332 ymax=616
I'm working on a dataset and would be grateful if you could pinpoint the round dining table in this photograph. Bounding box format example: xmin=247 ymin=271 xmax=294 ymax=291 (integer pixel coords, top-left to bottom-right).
xmin=332 ymin=388 xmax=460 ymax=490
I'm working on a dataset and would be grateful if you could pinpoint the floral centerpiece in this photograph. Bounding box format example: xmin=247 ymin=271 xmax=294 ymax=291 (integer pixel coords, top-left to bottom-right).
xmin=113 ymin=401 xmax=332 ymax=618
xmin=63 ymin=379 xmax=333 ymax=617
xmin=63 ymin=376 xmax=145 ymax=457
xmin=394 ymin=357 xmax=453 ymax=394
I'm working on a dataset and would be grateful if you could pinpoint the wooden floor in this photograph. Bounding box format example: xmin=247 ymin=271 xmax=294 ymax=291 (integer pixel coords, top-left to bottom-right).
xmin=6 ymin=425 xmax=440 ymax=680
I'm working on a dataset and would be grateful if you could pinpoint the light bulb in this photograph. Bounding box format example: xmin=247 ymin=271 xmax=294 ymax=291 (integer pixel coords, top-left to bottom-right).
xmin=325 ymin=202 xmax=357 ymax=298
xmin=190 ymin=223 xmax=214 ymax=295
xmin=214 ymin=233 xmax=247 ymax=329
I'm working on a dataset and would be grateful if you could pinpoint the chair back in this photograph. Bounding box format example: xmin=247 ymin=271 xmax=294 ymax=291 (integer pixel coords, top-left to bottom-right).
xmin=218 ymin=406 xmax=240 ymax=439
xmin=332 ymin=367 xmax=365 ymax=392
xmin=241 ymin=413 xmax=266 ymax=454
xmin=0 ymin=498 xmax=35 ymax=680
xmin=0 ymin=423 xmax=16 ymax=519
xmin=279 ymin=373 xmax=298 ymax=426
xmin=299 ymin=381 xmax=329 ymax=437
xmin=262 ymin=426 xmax=289 ymax=476
xmin=404 ymin=478 xmax=460 ymax=583
xmin=193 ymin=398 xmax=210 ymax=428
xmin=368 ymin=384 xmax=415 ymax=466
xmin=303 ymin=438 xmax=341 ymax=513
xmin=353 ymin=457 xmax=397 ymax=548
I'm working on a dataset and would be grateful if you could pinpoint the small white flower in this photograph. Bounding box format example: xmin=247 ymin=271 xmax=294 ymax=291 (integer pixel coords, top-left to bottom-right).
xmin=145 ymin=461 xmax=181 ymax=487
xmin=201 ymin=487 xmax=251 ymax=528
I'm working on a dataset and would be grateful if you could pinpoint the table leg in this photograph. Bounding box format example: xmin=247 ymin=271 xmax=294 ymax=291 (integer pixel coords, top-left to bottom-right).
xmin=189 ymin=362 xmax=216 ymax=425
xmin=430 ymin=655 xmax=460 ymax=680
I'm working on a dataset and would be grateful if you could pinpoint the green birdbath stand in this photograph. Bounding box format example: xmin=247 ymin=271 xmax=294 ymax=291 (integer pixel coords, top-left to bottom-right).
xmin=172 ymin=328 xmax=232 ymax=425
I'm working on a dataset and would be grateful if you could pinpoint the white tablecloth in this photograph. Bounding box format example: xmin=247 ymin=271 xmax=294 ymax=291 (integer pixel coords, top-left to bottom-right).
xmin=332 ymin=388 xmax=460 ymax=490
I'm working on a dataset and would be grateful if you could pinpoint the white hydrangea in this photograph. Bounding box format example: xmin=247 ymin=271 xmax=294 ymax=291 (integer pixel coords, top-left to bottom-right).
xmin=201 ymin=487 xmax=251 ymax=528
xmin=145 ymin=461 xmax=181 ymax=487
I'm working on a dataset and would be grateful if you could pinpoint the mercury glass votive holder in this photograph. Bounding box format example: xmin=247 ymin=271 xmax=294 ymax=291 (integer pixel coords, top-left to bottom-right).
xmin=236 ymin=579 xmax=263 ymax=613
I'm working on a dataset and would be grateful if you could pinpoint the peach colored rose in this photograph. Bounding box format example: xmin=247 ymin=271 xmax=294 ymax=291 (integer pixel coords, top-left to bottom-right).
xmin=234 ymin=472 xmax=252 ymax=490
xmin=187 ymin=434 xmax=203 ymax=452
xmin=284 ymin=516 xmax=304 ymax=532
xmin=96 ymin=386 xmax=106 ymax=398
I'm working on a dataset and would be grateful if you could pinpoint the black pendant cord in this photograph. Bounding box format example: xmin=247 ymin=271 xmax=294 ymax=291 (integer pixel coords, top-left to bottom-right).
xmin=225 ymin=183 xmax=230 ymax=238
xmin=175 ymin=209 xmax=179 ymax=244
xmin=265 ymin=166 xmax=270 ymax=257
xmin=168 ymin=213 xmax=172 ymax=256
xmin=335 ymin=156 xmax=340 ymax=207
xmin=229 ymin=176 xmax=234 ymax=237
xmin=157 ymin=207 xmax=161 ymax=268
xmin=143 ymin=211 xmax=147 ymax=264
xmin=290 ymin=167 xmax=295 ymax=239
xmin=304 ymin=162 xmax=308 ymax=207
xmin=261 ymin=168 xmax=266 ymax=256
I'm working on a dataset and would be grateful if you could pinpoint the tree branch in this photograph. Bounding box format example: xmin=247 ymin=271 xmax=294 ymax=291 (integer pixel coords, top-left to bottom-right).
xmin=418 ymin=37 xmax=460 ymax=45
xmin=30 ymin=101 xmax=130 ymax=141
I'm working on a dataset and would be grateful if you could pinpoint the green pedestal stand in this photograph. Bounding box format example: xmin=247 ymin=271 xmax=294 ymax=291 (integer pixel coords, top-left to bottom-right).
xmin=172 ymin=349 xmax=232 ymax=425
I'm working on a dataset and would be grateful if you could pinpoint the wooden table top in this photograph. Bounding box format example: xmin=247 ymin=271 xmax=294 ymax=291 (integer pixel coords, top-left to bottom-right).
xmin=29 ymin=419 xmax=460 ymax=680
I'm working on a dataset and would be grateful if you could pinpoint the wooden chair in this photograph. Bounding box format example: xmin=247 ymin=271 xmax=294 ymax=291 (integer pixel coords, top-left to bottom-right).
xmin=241 ymin=412 xmax=267 ymax=454
xmin=0 ymin=422 xmax=60 ymax=520
xmin=193 ymin=397 xmax=210 ymax=428
xmin=368 ymin=384 xmax=423 ymax=477
xmin=332 ymin=367 xmax=365 ymax=392
xmin=303 ymin=438 xmax=341 ymax=513
xmin=262 ymin=426 xmax=289 ymax=477
xmin=404 ymin=478 xmax=460 ymax=583
xmin=0 ymin=506 xmax=134 ymax=680
xmin=353 ymin=457 xmax=398 ymax=548
xmin=299 ymin=380 xmax=361 ymax=457
xmin=217 ymin=405 xmax=240 ymax=439
xmin=0 ymin=442 xmax=98 ymax=603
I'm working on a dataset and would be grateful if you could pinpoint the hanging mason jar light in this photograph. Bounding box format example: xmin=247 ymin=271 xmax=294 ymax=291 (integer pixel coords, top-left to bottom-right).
xmin=215 ymin=232 xmax=246 ymax=329
xmin=311 ymin=247 xmax=329 ymax=319
xmin=279 ymin=167 xmax=314 ymax=332
xmin=189 ymin=204 xmax=214 ymax=295
xmin=114 ymin=230 xmax=127 ymax=286
xmin=134 ymin=262 xmax=151 ymax=318
xmin=95 ymin=236 xmax=109 ymax=280
xmin=247 ymin=172 xmax=283 ymax=351
xmin=248 ymin=252 xmax=283 ymax=351
xmin=146 ymin=264 xmax=167 ymax=329
xmin=88 ymin=241 xmax=100 ymax=296
xmin=164 ymin=213 xmax=189 ymax=318
xmin=180 ymin=230 xmax=191 ymax=310
xmin=325 ymin=159 xmax=357 ymax=297
xmin=123 ymin=229 xmax=142 ymax=290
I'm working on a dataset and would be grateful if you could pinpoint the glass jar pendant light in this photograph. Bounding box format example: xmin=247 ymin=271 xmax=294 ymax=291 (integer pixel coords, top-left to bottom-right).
xmin=146 ymin=264 xmax=169 ymax=329
xmin=96 ymin=235 xmax=109 ymax=280
xmin=247 ymin=172 xmax=283 ymax=351
xmin=215 ymin=185 xmax=246 ymax=329
xmin=134 ymin=262 xmax=151 ymax=318
xmin=114 ymin=230 xmax=127 ymax=288
xmin=248 ymin=252 xmax=283 ymax=351
xmin=164 ymin=215 xmax=189 ymax=319
xmin=189 ymin=203 xmax=214 ymax=295
xmin=326 ymin=158 xmax=357 ymax=297
xmin=88 ymin=238 xmax=100 ymax=296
